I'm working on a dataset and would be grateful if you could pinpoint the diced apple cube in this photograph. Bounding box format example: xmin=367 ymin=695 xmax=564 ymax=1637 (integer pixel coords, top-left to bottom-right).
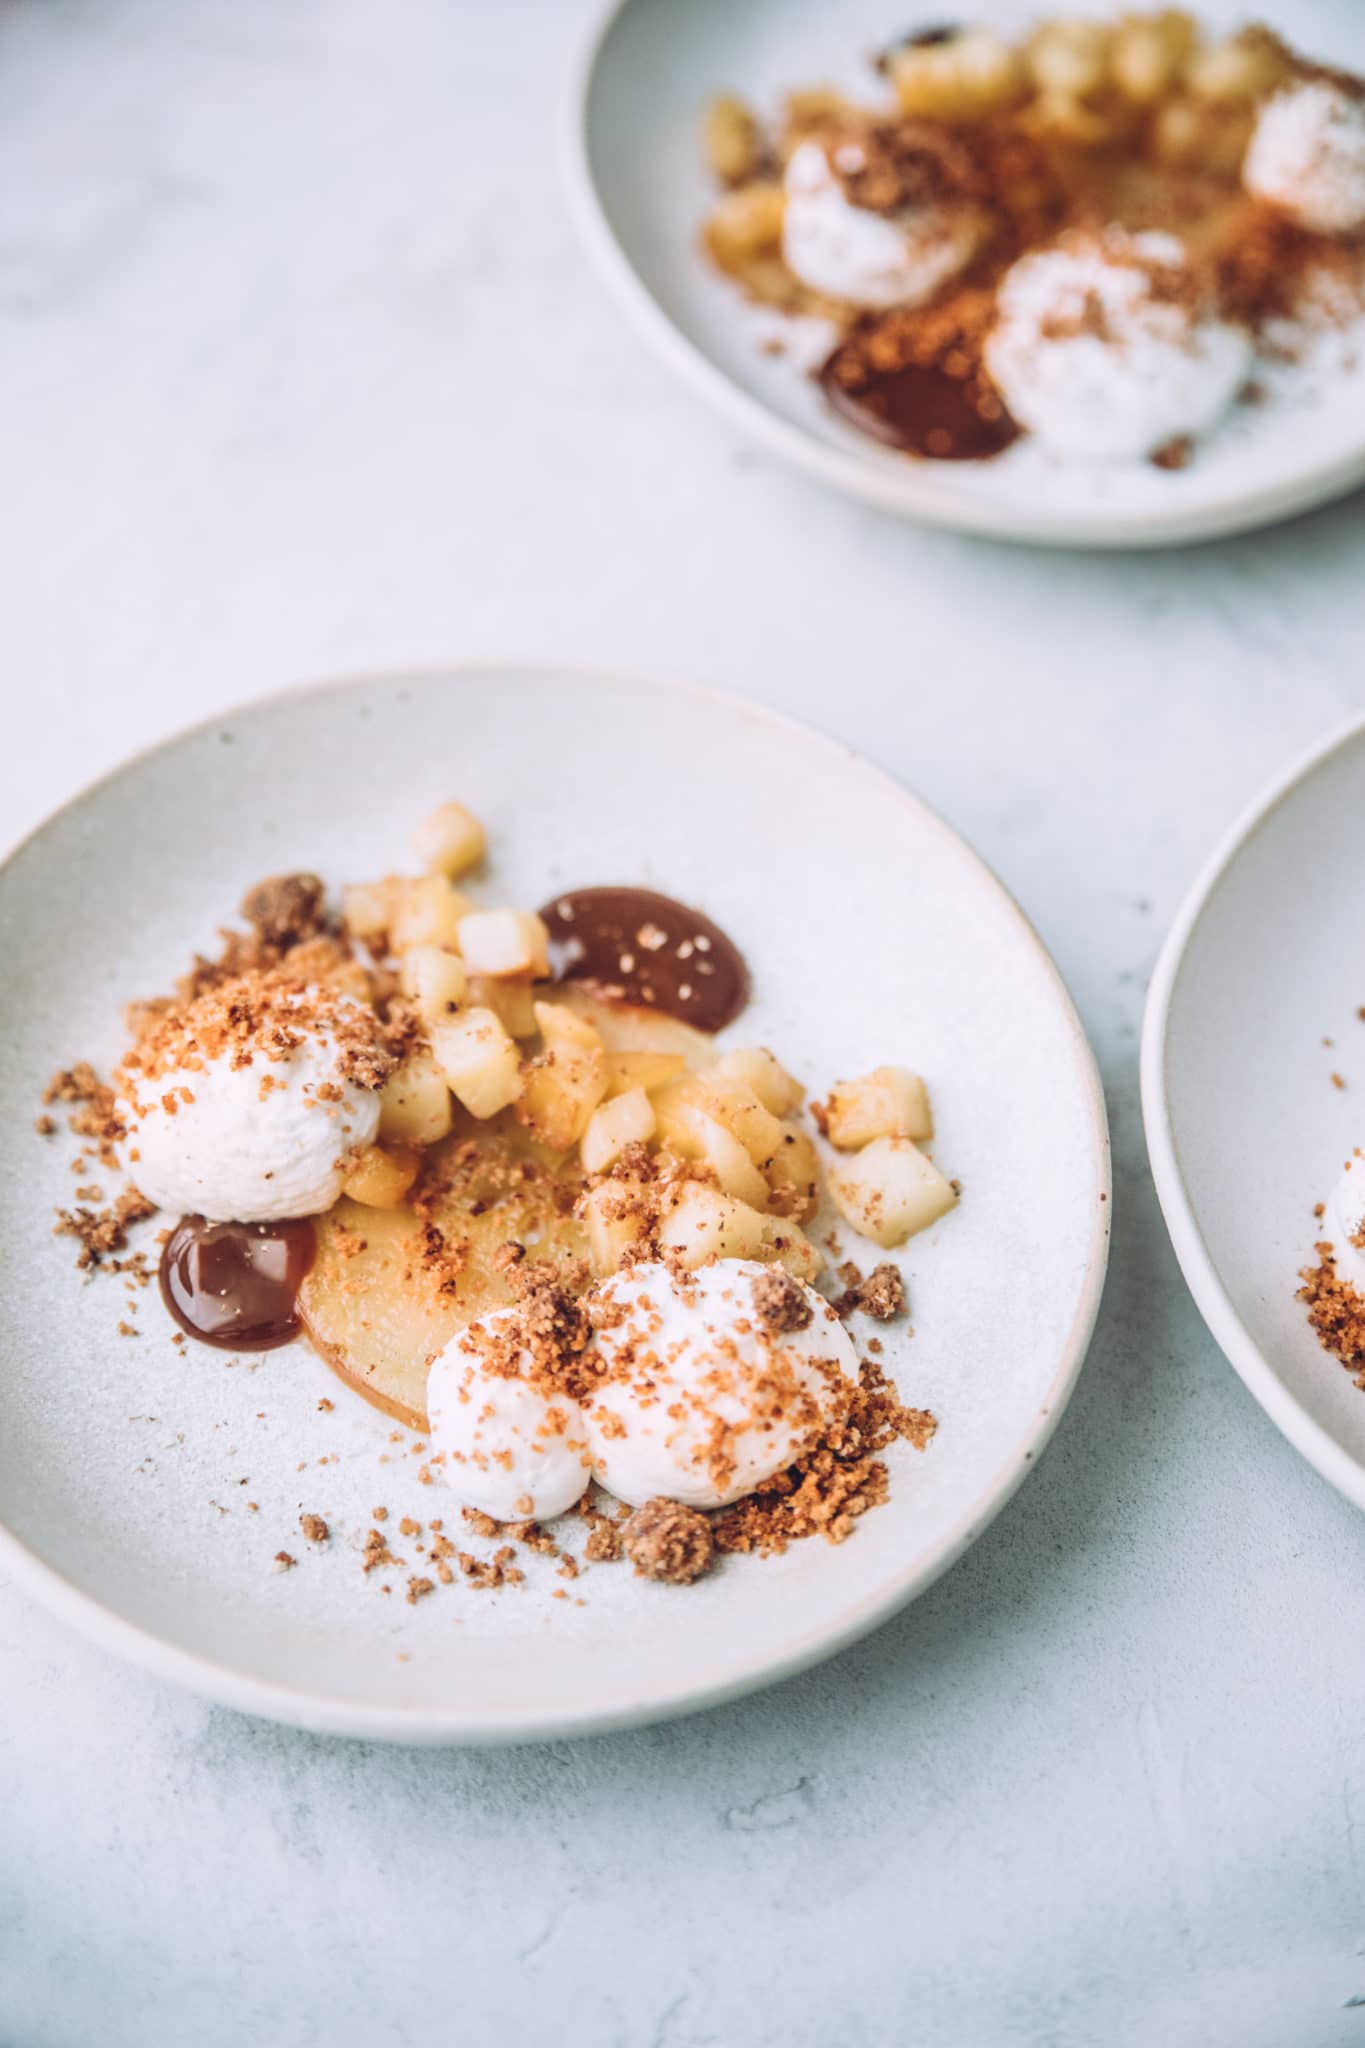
xmin=533 ymin=999 xmax=604 ymax=1056
xmin=649 ymin=1075 xmax=709 ymax=1159
xmin=657 ymin=1184 xmax=769 ymax=1268
xmin=518 ymin=1014 xmax=608 ymax=1150
xmin=343 ymin=878 xmax=400 ymax=943
xmin=398 ymin=945 xmax=468 ymax=1022
xmin=758 ymin=1216 xmax=825 ymax=1285
xmin=698 ymin=1075 xmax=786 ymax=1166
xmin=714 ymin=1046 xmax=804 ymax=1117
xmin=760 ymin=1121 xmax=820 ymax=1221
xmin=413 ymin=800 xmax=486 ymax=880
xmin=342 ymin=1143 xmax=421 ymax=1210
xmin=824 ymin=1066 xmax=932 ymax=1150
xmin=680 ymin=1106 xmax=770 ymax=1209
xmin=378 ymin=1048 xmax=454 ymax=1146
xmin=458 ymin=909 xmax=550 ymax=979
xmin=604 ymin=1050 xmax=687 ymax=1098
xmin=581 ymin=1088 xmax=656 ymax=1176
xmin=429 ymin=1007 xmax=523 ymax=1119
xmin=389 ymin=875 xmax=470 ymax=953
xmin=582 ymin=1180 xmax=650 ymax=1277
xmin=468 ymin=974 xmax=538 ymax=1038
xmin=827 ymin=1137 xmax=957 ymax=1249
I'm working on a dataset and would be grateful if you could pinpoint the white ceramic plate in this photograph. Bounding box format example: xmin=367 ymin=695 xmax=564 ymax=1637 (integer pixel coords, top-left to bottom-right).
xmin=569 ymin=0 xmax=1365 ymax=549
xmin=1143 ymin=714 xmax=1365 ymax=1512
xmin=0 ymin=664 xmax=1109 ymax=1742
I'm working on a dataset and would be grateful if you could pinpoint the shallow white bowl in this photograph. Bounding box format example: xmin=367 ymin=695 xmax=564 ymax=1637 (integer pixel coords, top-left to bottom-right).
xmin=0 ymin=664 xmax=1109 ymax=1742
xmin=1143 ymin=715 xmax=1365 ymax=1511
xmin=569 ymin=0 xmax=1365 ymax=548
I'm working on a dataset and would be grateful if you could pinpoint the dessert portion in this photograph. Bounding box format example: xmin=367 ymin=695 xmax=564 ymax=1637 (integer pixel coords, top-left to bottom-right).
xmin=43 ymin=800 xmax=958 ymax=1591
xmin=701 ymin=15 xmax=1365 ymax=466
xmin=985 ymin=226 xmax=1251 ymax=460
xmin=782 ymin=124 xmax=991 ymax=309
xmin=1243 ymin=80 xmax=1365 ymax=234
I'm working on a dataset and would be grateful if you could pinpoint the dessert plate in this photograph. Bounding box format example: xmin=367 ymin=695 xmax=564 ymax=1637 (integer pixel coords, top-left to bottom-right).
xmin=1143 ymin=714 xmax=1365 ymax=1512
xmin=569 ymin=0 xmax=1365 ymax=548
xmin=0 ymin=664 xmax=1109 ymax=1742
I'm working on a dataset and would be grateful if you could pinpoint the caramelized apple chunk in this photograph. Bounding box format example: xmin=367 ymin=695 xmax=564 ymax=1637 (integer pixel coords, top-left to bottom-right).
xmin=378 ymin=1048 xmax=454 ymax=1146
xmin=430 ymin=1008 xmax=523 ymax=1118
xmin=828 ymin=1137 xmax=958 ymax=1249
xmin=823 ymin=1066 xmax=933 ymax=1150
xmin=413 ymin=800 xmax=486 ymax=880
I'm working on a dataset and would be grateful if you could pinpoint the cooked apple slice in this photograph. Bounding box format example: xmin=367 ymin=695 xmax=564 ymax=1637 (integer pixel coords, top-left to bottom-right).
xmin=300 ymin=1120 xmax=589 ymax=1430
xmin=537 ymin=986 xmax=717 ymax=1066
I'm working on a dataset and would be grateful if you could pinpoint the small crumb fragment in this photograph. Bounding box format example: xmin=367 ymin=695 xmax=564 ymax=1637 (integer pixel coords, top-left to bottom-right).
xmin=272 ymin=1551 xmax=296 ymax=1573
xmin=300 ymin=1513 xmax=329 ymax=1544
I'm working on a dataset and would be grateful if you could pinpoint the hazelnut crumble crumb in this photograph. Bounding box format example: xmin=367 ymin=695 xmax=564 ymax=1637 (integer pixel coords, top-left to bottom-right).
xmin=750 ymin=1266 xmax=814 ymax=1333
xmin=622 ymin=1498 xmax=715 ymax=1584
xmin=406 ymin=1576 xmax=436 ymax=1605
xmin=272 ymin=1552 xmax=296 ymax=1572
xmin=300 ymin=1514 xmax=329 ymax=1544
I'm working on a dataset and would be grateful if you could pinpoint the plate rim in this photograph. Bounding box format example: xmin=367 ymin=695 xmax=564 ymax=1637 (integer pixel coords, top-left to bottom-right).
xmin=0 ymin=658 xmax=1112 ymax=1743
xmin=564 ymin=0 xmax=1365 ymax=551
xmin=1141 ymin=708 xmax=1365 ymax=1514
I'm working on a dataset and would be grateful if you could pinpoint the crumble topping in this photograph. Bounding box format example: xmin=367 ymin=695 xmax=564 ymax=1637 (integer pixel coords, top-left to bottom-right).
xmin=712 ymin=1354 xmax=935 ymax=1556
xmin=622 ymin=1498 xmax=715 ymax=1584
xmin=241 ymin=873 xmax=327 ymax=950
xmin=833 ymin=1260 xmax=909 ymax=1322
xmin=822 ymin=117 xmax=992 ymax=215
xmin=121 ymin=970 xmax=393 ymax=1095
xmin=750 ymin=1265 xmax=815 ymax=1333
xmin=1299 ymin=1244 xmax=1365 ymax=1384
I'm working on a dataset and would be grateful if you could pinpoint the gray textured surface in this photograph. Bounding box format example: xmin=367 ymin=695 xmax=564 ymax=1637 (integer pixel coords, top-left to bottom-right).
xmin=2 ymin=1 xmax=1364 ymax=2043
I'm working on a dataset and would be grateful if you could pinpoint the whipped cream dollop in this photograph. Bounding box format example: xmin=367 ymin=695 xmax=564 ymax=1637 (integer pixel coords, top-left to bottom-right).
xmin=985 ymin=227 xmax=1251 ymax=460
xmin=1325 ymin=1155 xmax=1365 ymax=1293
xmin=426 ymin=1307 xmax=594 ymax=1521
xmin=585 ymin=1260 xmax=857 ymax=1510
xmin=1243 ymin=82 xmax=1365 ymax=235
xmin=120 ymin=972 xmax=387 ymax=1222
xmin=782 ymin=134 xmax=985 ymax=309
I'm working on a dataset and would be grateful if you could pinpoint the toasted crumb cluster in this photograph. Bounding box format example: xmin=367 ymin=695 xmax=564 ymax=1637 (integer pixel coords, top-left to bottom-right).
xmin=122 ymin=969 xmax=393 ymax=1097
xmin=750 ymin=1265 xmax=815 ymax=1333
xmin=53 ymin=1185 xmax=156 ymax=1271
xmin=833 ymin=1260 xmax=909 ymax=1322
xmin=712 ymin=1354 xmax=935 ymax=1556
xmin=1299 ymin=1245 xmax=1365 ymax=1384
xmin=622 ymin=1498 xmax=715 ymax=1583
xmin=241 ymin=873 xmax=328 ymax=950
xmin=824 ymin=117 xmax=993 ymax=214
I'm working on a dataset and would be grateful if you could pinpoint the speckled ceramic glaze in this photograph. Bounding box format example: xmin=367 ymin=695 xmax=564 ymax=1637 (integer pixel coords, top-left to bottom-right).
xmin=0 ymin=664 xmax=1109 ymax=1741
